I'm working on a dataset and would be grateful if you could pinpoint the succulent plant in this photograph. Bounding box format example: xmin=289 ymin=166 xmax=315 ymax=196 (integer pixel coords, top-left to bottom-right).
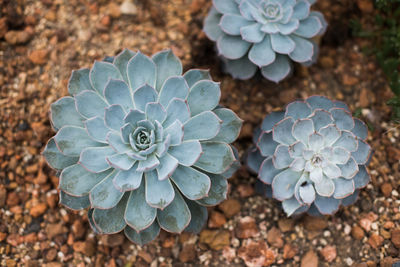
xmin=247 ymin=96 xmax=372 ymax=216
xmin=43 ymin=49 xmax=242 ymax=245
xmin=204 ymin=0 xmax=327 ymax=82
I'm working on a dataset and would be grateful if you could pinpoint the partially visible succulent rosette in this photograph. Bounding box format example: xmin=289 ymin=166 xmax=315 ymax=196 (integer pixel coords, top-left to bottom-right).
xmin=204 ymin=0 xmax=327 ymax=82
xmin=43 ymin=49 xmax=242 ymax=245
xmin=247 ymin=96 xmax=372 ymax=216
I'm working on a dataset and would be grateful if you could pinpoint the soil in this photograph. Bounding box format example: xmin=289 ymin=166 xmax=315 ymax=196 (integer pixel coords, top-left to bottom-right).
xmin=1 ymin=0 xmax=399 ymax=266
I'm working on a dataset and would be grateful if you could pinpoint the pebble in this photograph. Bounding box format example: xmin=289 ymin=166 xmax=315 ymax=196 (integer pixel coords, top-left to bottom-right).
xmin=266 ymin=227 xmax=283 ymax=248
xmin=100 ymin=234 xmax=124 ymax=247
xmin=208 ymin=211 xmax=226 ymax=228
xmin=179 ymin=244 xmax=196 ymax=263
xmin=303 ymin=216 xmax=327 ymax=231
xmin=0 ymin=186 xmax=6 ymax=206
xmin=278 ymin=218 xmax=294 ymax=232
xmin=237 ymin=184 xmax=254 ymax=198
xmin=381 ymin=183 xmax=393 ymax=198
xmin=28 ymin=50 xmax=48 ymax=65
xmin=283 ymin=243 xmax=297 ymax=259
xmin=72 ymin=241 xmax=96 ymax=257
xmin=301 ymin=250 xmax=318 ymax=267
xmin=357 ymin=0 xmax=374 ymax=13
xmin=368 ymin=233 xmax=384 ymax=249
xmin=218 ymin=199 xmax=241 ymax=218
xmin=236 ymin=216 xmax=259 ymax=239
xmin=6 ymin=191 xmax=20 ymax=206
xmin=199 ymin=230 xmax=230 ymax=250
xmin=320 ymin=245 xmax=336 ymax=262
xmin=5 ymin=30 xmax=31 ymax=45
xmin=107 ymin=2 xmax=121 ymax=18
xmin=238 ymin=240 xmax=275 ymax=267
xmin=45 ymin=223 xmax=66 ymax=239
xmin=391 ymin=229 xmax=400 ymax=248
xmin=120 ymin=0 xmax=137 ymax=15
xmin=352 ymin=225 xmax=365 ymax=240
xmin=359 ymin=218 xmax=372 ymax=232
xmin=29 ymin=203 xmax=47 ymax=217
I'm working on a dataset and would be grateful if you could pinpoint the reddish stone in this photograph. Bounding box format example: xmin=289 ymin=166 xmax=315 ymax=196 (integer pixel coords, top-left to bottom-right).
xmin=179 ymin=244 xmax=196 ymax=263
xmin=219 ymin=199 xmax=241 ymax=218
xmin=208 ymin=211 xmax=227 ymax=228
xmin=368 ymin=233 xmax=384 ymax=249
xmin=236 ymin=216 xmax=259 ymax=239
xmin=266 ymin=227 xmax=283 ymax=248
xmin=238 ymin=240 xmax=275 ymax=267
xmin=391 ymin=229 xmax=400 ymax=248
xmin=320 ymin=245 xmax=337 ymax=262
xmin=283 ymin=243 xmax=298 ymax=259
xmin=301 ymin=250 xmax=318 ymax=267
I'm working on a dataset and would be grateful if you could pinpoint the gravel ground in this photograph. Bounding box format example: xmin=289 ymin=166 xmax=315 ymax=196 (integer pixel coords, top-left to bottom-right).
xmin=1 ymin=0 xmax=400 ymax=266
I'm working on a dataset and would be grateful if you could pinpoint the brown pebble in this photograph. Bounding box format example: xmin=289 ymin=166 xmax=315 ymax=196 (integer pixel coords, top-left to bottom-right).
xmin=46 ymin=223 xmax=67 ymax=239
xmin=283 ymin=243 xmax=298 ymax=259
xmin=208 ymin=211 xmax=226 ymax=228
xmin=278 ymin=218 xmax=294 ymax=233
xmin=199 ymin=230 xmax=230 ymax=250
xmin=238 ymin=240 xmax=275 ymax=267
xmin=320 ymin=245 xmax=336 ymax=262
xmin=236 ymin=216 xmax=259 ymax=239
xmin=359 ymin=218 xmax=372 ymax=232
xmin=342 ymin=74 xmax=359 ymax=86
xmin=107 ymin=2 xmax=121 ymax=18
xmin=237 ymin=184 xmax=255 ymax=198
xmin=45 ymin=248 xmax=57 ymax=261
xmin=28 ymin=50 xmax=48 ymax=65
xmin=30 ymin=203 xmax=47 ymax=217
xmin=138 ymin=250 xmax=152 ymax=263
xmin=301 ymin=250 xmax=319 ymax=267
xmin=368 ymin=233 xmax=384 ymax=249
xmin=357 ymin=0 xmax=374 ymax=13
xmin=381 ymin=183 xmax=392 ymax=198
xmin=4 ymin=30 xmax=31 ymax=45
xmin=6 ymin=191 xmax=20 ymax=206
xmin=100 ymin=15 xmax=111 ymax=27
xmin=73 ymin=241 xmax=96 ymax=257
xmin=100 ymin=234 xmax=124 ymax=247
xmin=352 ymin=225 xmax=365 ymax=240
xmin=266 ymin=227 xmax=283 ymax=248
xmin=303 ymin=216 xmax=327 ymax=231
xmin=0 ymin=186 xmax=6 ymax=206
xmin=179 ymin=244 xmax=196 ymax=263
xmin=391 ymin=229 xmax=400 ymax=248
xmin=218 ymin=199 xmax=241 ymax=218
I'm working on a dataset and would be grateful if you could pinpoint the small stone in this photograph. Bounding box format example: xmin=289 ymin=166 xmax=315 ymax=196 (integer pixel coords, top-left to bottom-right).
xmin=138 ymin=251 xmax=152 ymax=263
xmin=237 ymin=184 xmax=254 ymax=198
xmin=303 ymin=216 xmax=327 ymax=231
xmin=190 ymin=0 xmax=206 ymax=13
xmin=320 ymin=245 xmax=336 ymax=262
xmin=45 ymin=223 xmax=67 ymax=239
xmin=352 ymin=225 xmax=365 ymax=240
xmin=30 ymin=203 xmax=47 ymax=217
xmin=28 ymin=50 xmax=48 ymax=65
xmin=100 ymin=15 xmax=111 ymax=27
xmin=342 ymin=74 xmax=359 ymax=86
xmin=5 ymin=259 xmax=16 ymax=267
xmin=278 ymin=218 xmax=294 ymax=232
xmin=6 ymin=191 xmax=20 ymax=206
xmin=100 ymin=234 xmax=124 ymax=247
xmin=219 ymin=199 xmax=241 ymax=218
xmin=179 ymin=244 xmax=196 ymax=263
xmin=222 ymin=246 xmax=236 ymax=262
xmin=359 ymin=218 xmax=372 ymax=232
xmin=381 ymin=183 xmax=392 ymax=198
xmin=266 ymin=227 xmax=283 ymax=248
xmin=319 ymin=56 xmax=334 ymax=68
xmin=120 ymin=0 xmax=137 ymax=15
xmin=107 ymin=2 xmax=121 ymax=18
xmin=368 ymin=233 xmax=384 ymax=249
xmin=0 ymin=186 xmax=6 ymax=206
xmin=283 ymin=243 xmax=298 ymax=259
xmin=391 ymin=229 xmax=400 ymax=248
xmin=359 ymin=88 xmax=370 ymax=108
xmin=199 ymin=230 xmax=230 ymax=250
xmin=45 ymin=248 xmax=57 ymax=261
xmin=208 ymin=211 xmax=226 ymax=228
xmin=0 ymin=18 xmax=7 ymax=38
xmin=301 ymin=250 xmax=319 ymax=267
xmin=357 ymin=0 xmax=374 ymax=13
xmin=380 ymin=257 xmax=397 ymax=267
xmin=238 ymin=240 xmax=275 ymax=267
xmin=236 ymin=216 xmax=259 ymax=239
xmin=4 ymin=30 xmax=31 ymax=45
xmin=23 ymin=233 xmax=38 ymax=243
xmin=73 ymin=241 xmax=96 ymax=257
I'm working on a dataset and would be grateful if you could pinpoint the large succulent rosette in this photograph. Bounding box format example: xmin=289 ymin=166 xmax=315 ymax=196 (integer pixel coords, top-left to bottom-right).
xmin=247 ymin=96 xmax=372 ymax=216
xmin=43 ymin=49 xmax=242 ymax=245
xmin=204 ymin=0 xmax=327 ymax=82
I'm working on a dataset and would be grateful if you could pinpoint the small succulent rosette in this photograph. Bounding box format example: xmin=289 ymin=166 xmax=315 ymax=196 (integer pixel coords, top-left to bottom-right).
xmin=204 ymin=0 xmax=327 ymax=82
xmin=43 ymin=49 xmax=242 ymax=245
xmin=247 ymin=96 xmax=372 ymax=216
